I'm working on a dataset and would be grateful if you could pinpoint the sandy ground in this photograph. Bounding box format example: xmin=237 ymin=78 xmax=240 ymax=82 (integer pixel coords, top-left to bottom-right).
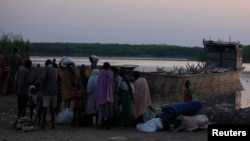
xmin=0 ymin=95 xmax=208 ymax=141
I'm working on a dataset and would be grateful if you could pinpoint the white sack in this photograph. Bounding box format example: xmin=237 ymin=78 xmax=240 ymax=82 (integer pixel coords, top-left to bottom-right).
xmin=59 ymin=56 xmax=75 ymax=67
xmin=136 ymin=118 xmax=163 ymax=133
xmin=55 ymin=108 xmax=73 ymax=124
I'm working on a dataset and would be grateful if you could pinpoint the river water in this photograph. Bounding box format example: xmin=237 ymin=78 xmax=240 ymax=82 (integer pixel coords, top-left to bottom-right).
xmin=31 ymin=56 xmax=250 ymax=109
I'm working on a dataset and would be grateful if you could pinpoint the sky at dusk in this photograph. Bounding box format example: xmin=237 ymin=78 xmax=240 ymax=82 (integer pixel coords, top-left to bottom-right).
xmin=1 ymin=0 xmax=250 ymax=47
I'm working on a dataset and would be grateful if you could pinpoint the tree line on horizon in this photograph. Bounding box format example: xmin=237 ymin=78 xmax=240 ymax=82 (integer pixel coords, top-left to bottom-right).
xmin=29 ymin=42 xmax=250 ymax=63
xmin=1 ymin=31 xmax=250 ymax=65
xmin=29 ymin=42 xmax=205 ymax=61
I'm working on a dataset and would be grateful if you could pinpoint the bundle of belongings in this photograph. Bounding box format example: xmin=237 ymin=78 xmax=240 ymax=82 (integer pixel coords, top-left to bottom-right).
xmin=89 ymin=55 xmax=99 ymax=65
xmin=59 ymin=56 xmax=75 ymax=68
xmin=14 ymin=117 xmax=36 ymax=132
xmin=160 ymin=100 xmax=210 ymax=132
xmin=170 ymin=114 xmax=209 ymax=132
xmin=136 ymin=117 xmax=164 ymax=132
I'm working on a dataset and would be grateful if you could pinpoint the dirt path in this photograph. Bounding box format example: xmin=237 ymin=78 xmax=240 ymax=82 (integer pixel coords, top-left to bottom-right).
xmin=0 ymin=95 xmax=207 ymax=141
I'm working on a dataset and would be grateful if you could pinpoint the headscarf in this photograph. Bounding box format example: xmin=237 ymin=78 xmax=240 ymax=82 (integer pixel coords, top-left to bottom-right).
xmin=86 ymin=69 xmax=99 ymax=94
xmin=95 ymin=68 xmax=114 ymax=110
xmin=132 ymin=77 xmax=152 ymax=119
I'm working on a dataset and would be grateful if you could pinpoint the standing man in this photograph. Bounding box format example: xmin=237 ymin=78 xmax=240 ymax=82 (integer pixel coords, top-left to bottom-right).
xmin=16 ymin=59 xmax=32 ymax=118
xmin=10 ymin=48 xmax=23 ymax=95
xmin=41 ymin=59 xmax=58 ymax=129
xmin=52 ymin=58 xmax=58 ymax=68
xmin=95 ymin=62 xmax=114 ymax=129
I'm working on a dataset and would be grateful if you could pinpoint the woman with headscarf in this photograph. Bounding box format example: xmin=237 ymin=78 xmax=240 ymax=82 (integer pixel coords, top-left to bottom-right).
xmin=132 ymin=71 xmax=155 ymax=124
xmin=58 ymin=57 xmax=78 ymax=109
xmin=95 ymin=62 xmax=114 ymax=129
xmin=85 ymin=69 xmax=99 ymax=126
xmin=119 ymin=71 xmax=133 ymax=128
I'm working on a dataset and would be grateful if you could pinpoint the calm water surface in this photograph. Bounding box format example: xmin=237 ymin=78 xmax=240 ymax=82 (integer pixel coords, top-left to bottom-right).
xmin=31 ymin=56 xmax=250 ymax=109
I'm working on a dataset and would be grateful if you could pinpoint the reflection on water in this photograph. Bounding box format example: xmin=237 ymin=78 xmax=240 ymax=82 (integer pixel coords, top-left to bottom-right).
xmin=31 ymin=56 xmax=250 ymax=109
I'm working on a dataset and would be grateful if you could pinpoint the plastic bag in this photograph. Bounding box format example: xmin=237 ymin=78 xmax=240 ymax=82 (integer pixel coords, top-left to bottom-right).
xmin=136 ymin=118 xmax=163 ymax=132
xmin=55 ymin=108 xmax=73 ymax=124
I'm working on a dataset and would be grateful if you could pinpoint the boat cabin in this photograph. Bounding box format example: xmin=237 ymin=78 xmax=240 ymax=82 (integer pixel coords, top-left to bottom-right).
xmin=203 ymin=39 xmax=243 ymax=71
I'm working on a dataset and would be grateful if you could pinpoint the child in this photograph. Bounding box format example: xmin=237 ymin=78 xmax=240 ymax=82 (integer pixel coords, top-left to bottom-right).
xmin=27 ymin=85 xmax=37 ymax=120
xmin=71 ymin=81 xmax=84 ymax=127
xmin=183 ymin=80 xmax=193 ymax=102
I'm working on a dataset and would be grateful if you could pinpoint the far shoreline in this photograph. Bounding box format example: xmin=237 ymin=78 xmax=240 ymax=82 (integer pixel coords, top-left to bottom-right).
xmin=30 ymin=56 xmax=189 ymax=61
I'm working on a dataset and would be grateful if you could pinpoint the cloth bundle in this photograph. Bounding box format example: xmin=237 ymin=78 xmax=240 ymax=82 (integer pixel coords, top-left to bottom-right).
xmin=161 ymin=100 xmax=202 ymax=124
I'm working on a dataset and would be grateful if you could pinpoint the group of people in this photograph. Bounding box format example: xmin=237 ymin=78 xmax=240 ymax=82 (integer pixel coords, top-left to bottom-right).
xmin=15 ymin=58 xmax=58 ymax=129
xmin=14 ymin=55 xmax=156 ymax=130
xmin=87 ymin=62 xmax=156 ymax=129
xmin=1 ymin=47 xmax=195 ymax=132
